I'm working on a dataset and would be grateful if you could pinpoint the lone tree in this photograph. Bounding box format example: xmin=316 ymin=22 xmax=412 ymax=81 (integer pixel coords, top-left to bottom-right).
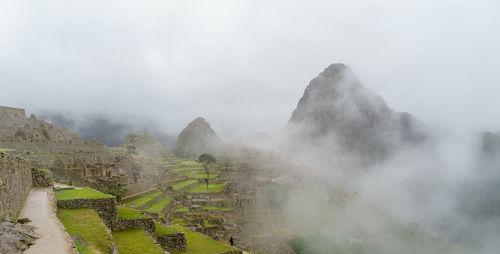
xmin=198 ymin=153 xmax=216 ymax=190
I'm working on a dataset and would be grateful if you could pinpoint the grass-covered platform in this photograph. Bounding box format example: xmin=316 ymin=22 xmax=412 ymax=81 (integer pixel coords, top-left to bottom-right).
xmin=172 ymin=180 xmax=199 ymax=191
xmin=203 ymin=206 xmax=233 ymax=212
xmin=188 ymin=183 xmax=225 ymax=193
xmin=155 ymin=222 xmax=178 ymax=236
xmin=117 ymin=206 xmax=149 ymax=219
xmin=113 ymin=229 xmax=164 ymax=254
xmin=146 ymin=196 xmax=172 ymax=213
xmin=171 ymin=225 xmax=239 ymax=254
xmin=57 ymin=208 xmax=115 ymax=254
xmin=126 ymin=191 xmax=161 ymax=208
xmin=55 ymin=187 xmax=112 ymax=201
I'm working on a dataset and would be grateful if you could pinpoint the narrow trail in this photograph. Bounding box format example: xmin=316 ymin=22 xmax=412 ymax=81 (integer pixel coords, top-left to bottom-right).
xmin=19 ymin=187 xmax=76 ymax=254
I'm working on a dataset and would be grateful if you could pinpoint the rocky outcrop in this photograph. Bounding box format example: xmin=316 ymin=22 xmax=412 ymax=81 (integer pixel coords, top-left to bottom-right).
xmin=174 ymin=117 xmax=222 ymax=157
xmin=31 ymin=168 xmax=53 ymax=187
xmin=0 ymin=152 xmax=32 ymax=221
xmin=121 ymin=131 xmax=171 ymax=159
xmin=0 ymin=221 xmax=40 ymax=254
xmin=286 ymin=63 xmax=425 ymax=165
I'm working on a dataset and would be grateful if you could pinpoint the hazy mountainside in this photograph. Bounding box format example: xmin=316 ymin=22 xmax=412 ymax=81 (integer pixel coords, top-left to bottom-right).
xmin=287 ymin=63 xmax=425 ymax=165
xmin=173 ymin=117 xmax=222 ymax=157
xmin=481 ymin=131 xmax=500 ymax=157
xmin=38 ymin=113 xmax=177 ymax=149
xmin=121 ymin=131 xmax=172 ymax=160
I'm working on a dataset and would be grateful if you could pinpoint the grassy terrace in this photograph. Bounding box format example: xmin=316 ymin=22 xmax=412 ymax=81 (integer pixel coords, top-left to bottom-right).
xmin=117 ymin=206 xmax=149 ymax=219
xmin=57 ymin=208 xmax=114 ymax=254
xmin=155 ymin=222 xmax=178 ymax=236
xmin=189 ymin=173 xmax=219 ymax=179
xmin=174 ymin=167 xmax=203 ymax=172
xmin=0 ymin=148 xmax=14 ymax=151
xmin=126 ymin=191 xmax=161 ymax=208
xmin=172 ymin=180 xmax=199 ymax=191
xmin=174 ymin=205 xmax=188 ymax=212
xmin=55 ymin=187 xmax=112 ymax=201
xmin=113 ymin=229 xmax=164 ymax=254
xmin=146 ymin=196 xmax=172 ymax=213
xmin=188 ymin=183 xmax=224 ymax=193
xmin=180 ymin=161 xmax=202 ymax=167
xmin=171 ymin=225 xmax=238 ymax=254
xmin=173 ymin=218 xmax=188 ymax=226
xmin=203 ymin=206 xmax=233 ymax=212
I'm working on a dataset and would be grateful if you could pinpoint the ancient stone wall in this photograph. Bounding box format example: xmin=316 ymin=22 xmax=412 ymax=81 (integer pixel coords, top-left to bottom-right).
xmin=157 ymin=232 xmax=187 ymax=252
xmin=0 ymin=152 xmax=32 ymax=221
xmin=31 ymin=168 xmax=53 ymax=187
xmin=110 ymin=218 xmax=156 ymax=236
xmin=50 ymin=167 xmax=106 ymax=192
xmin=56 ymin=197 xmax=117 ymax=226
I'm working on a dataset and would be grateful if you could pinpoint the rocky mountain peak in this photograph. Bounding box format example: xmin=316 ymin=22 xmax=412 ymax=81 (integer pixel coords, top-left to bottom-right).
xmin=287 ymin=63 xmax=425 ymax=165
xmin=173 ymin=117 xmax=222 ymax=157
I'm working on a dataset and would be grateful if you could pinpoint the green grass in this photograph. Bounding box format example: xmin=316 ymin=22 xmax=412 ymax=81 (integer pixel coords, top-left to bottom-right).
xmin=55 ymin=187 xmax=111 ymax=201
xmin=202 ymin=206 xmax=233 ymax=212
xmin=173 ymin=167 xmax=203 ymax=172
xmin=146 ymin=196 xmax=172 ymax=213
xmin=171 ymin=225 xmax=237 ymax=254
xmin=117 ymin=206 xmax=149 ymax=219
xmin=174 ymin=205 xmax=188 ymax=212
xmin=0 ymin=148 xmax=14 ymax=152
xmin=39 ymin=169 xmax=51 ymax=173
xmin=189 ymin=173 xmax=219 ymax=179
xmin=180 ymin=161 xmax=202 ymax=166
xmin=204 ymin=221 xmax=216 ymax=227
xmin=172 ymin=180 xmax=199 ymax=191
xmin=173 ymin=218 xmax=188 ymax=226
xmin=126 ymin=191 xmax=161 ymax=208
xmin=57 ymin=208 xmax=114 ymax=254
xmin=155 ymin=222 xmax=178 ymax=236
xmin=112 ymin=229 xmax=164 ymax=254
xmin=188 ymin=183 xmax=225 ymax=193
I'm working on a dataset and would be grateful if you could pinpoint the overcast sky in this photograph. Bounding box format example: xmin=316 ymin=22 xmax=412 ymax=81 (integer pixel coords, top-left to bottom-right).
xmin=0 ymin=0 xmax=499 ymax=139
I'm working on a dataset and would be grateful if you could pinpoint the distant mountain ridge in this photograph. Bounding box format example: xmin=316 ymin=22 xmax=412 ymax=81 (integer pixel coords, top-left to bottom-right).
xmin=287 ymin=63 xmax=425 ymax=165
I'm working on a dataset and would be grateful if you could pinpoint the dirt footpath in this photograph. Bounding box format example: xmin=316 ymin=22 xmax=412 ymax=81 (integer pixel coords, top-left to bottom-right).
xmin=19 ymin=187 xmax=76 ymax=254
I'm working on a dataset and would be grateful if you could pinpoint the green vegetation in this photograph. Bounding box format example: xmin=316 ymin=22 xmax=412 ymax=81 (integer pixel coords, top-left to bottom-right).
xmin=146 ymin=196 xmax=172 ymax=213
xmin=202 ymin=206 xmax=233 ymax=212
xmin=171 ymin=225 xmax=237 ymax=254
xmin=39 ymin=169 xmax=51 ymax=173
xmin=174 ymin=205 xmax=188 ymax=212
xmin=189 ymin=173 xmax=219 ymax=179
xmin=55 ymin=187 xmax=111 ymax=201
xmin=126 ymin=191 xmax=161 ymax=208
xmin=172 ymin=180 xmax=199 ymax=191
xmin=57 ymin=208 xmax=114 ymax=254
xmin=181 ymin=161 xmax=202 ymax=167
xmin=0 ymin=148 xmax=14 ymax=151
xmin=117 ymin=206 xmax=149 ymax=219
xmin=155 ymin=222 xmax=177 ymax=236
xmin=204 ymin=221 xmax=216 ymax=227
xmin=113 ymin=229 xmax=164 ymax=254
xmin=174 ymin=167 xmax=203 ymax=172
xmin=188 ymin=182 xmax=224 ymax=193
xmin=107 ymin=184 xmax=127 ymax=202
xmin=173 ymin=218 xmax=188 ymax=226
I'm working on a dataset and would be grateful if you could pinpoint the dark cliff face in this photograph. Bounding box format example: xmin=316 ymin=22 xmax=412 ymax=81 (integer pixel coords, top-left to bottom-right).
xmin=173 ymin=117 xmax=222 ymax=158
xmin=287 ymin=63 xmax=425 ymax=165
